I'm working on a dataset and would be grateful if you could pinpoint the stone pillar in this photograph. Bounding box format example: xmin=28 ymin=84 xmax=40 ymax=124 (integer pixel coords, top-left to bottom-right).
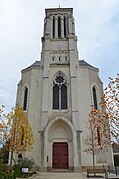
xmin=39 ymin=131 xmax=45 ymax=171
xmin=41 ymin=40 xmax=50 ymax=130
xmin=72 ymin=17 xmax=75 ymax=35
xmin=55 ymin=16 xmax=58 ymax=38
xmin=77 ymin=131 xmax=82 ymax=167
xmin=61 ymin=16 xmax=64 ymax=38
xmin=73 ymin=129 xmax=81 ymax=171
xmin=45 ymin=16 xmax=51 ymax=37
xmin=68 ymin=15 xmax=73 ymax=35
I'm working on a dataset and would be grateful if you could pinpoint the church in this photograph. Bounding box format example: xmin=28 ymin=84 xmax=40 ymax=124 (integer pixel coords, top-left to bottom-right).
xmin=16 ymin=8 xmax=113 ymax=171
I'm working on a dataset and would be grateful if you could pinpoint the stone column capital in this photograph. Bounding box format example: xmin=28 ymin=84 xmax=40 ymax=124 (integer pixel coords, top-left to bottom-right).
xmin=55 ymin=16 xmax=58 ymax=20
xmin=60 ymin=16 xmax=64 ymax=20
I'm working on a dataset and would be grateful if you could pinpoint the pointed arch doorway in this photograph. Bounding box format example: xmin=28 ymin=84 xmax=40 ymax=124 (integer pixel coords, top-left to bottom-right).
xmin=44 ymin=116 xmax=79 ymax=171
xmin=53 ymin=142 xmax=69 ymax=169
xmin=48 ymin=119 xmax=73 ymax=170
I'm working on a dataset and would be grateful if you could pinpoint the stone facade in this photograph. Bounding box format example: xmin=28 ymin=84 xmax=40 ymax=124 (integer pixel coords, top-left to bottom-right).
xmin=16 ymin=8 xmax=113 ymax=171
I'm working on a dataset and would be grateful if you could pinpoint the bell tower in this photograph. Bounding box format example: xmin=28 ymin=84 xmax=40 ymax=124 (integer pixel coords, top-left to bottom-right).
xmin=41 ymin=8 xmax=79 ymax=66
xmin=43 ymin=8 xmax=75 ymax=39
xmin=41 ymin=8 xmax=80 ymax=132
xmin=40 ymin=9 xmax=80 ymax=171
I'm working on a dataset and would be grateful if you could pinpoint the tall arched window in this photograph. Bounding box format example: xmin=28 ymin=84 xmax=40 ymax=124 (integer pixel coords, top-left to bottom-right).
xmin=58 ymin=16 xmax=61 ymax=38
xmin=23 ymin=87 xmax=28 ymax=110
xmin=53 ymin=72 xmax=67 ymax=110
xmin=53 ymin=16 xmax=55 ymax=38
xmin=92 ymin=86 xmax=98 ymax=109
xmin=64 ymin=16 xmax=66 ymax=37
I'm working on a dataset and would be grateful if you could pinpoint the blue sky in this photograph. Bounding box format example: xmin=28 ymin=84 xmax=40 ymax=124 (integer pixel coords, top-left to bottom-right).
xmin=0 ymin=0 xmax=119 ymax=112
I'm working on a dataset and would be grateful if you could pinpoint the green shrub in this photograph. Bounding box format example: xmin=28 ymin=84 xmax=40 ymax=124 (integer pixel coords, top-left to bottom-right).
xmin=17 ymin=158 xmax=34 ymax=170
xmin=13 ymin=158 xmax=35 ymax=178
xmin=0 ymin=158 xmax=36 ymax=178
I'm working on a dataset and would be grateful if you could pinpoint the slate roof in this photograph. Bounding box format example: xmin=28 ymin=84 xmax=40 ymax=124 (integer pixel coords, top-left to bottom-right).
xmin=30 ymin=61 xmax=40 ymax=67
xmin=22 ymin=60 xmax=98 ymax=72
xmin=79 ymin=60 xmax=98 ymax=70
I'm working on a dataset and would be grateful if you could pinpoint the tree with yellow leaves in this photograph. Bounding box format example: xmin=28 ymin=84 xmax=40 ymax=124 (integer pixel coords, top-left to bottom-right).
xmin=84 ymin=107 xmax=110 ymax=169
xmin=84 ymin=74 xmax=119 ymax=169
xmin=100 ymin=73 xmax=119 ymax=143
xmin=0 ymin=104 xmax=34 ymax=170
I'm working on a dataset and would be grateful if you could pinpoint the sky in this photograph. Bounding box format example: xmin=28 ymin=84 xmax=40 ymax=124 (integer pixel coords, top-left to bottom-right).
xmin=0 ymin=0 xmax=119 ymax=112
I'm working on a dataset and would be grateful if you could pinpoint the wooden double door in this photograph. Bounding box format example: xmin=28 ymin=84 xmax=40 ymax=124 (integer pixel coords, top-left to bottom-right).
xmin=52 ymin=142 xmax=69 ymax=169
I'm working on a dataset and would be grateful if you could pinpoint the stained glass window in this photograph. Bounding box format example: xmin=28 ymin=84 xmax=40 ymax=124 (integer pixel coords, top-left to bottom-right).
xmin=53 ymin=73 xmax=67 ymax=110
xmin=55 ymin=75 xmax=64 ymax=84
xmin=53 ymin=84 xmax=59 ymax=109
xmin=61 ymin=84 xmax=67 ymax=109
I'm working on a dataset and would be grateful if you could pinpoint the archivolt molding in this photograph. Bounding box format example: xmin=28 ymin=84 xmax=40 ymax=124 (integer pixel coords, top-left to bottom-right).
xmin=90 ymin=82 xmax=100 ymax=107
xmin=53 ymin=71 xmax=67 ymax=84
xmin=44 ymin=115 xmax=77 ymax=138
xmin=50 ymin=50 xmax=68 ymax=55
xmin=22 ymin=84 xmax=29 ymax=104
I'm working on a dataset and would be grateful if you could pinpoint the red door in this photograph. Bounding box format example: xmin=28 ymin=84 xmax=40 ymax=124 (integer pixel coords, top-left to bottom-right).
xmin=53 ymin=142 xmax=69 ymax=169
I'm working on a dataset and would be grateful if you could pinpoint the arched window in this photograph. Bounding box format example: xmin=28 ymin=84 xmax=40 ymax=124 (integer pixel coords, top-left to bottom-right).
xmin=53 ymin=16 xmax=55 ymax=38
xmin=58 ymin=16 xmax=61 ymax=38
xmin=53 ymin=84 xmax=59 ymax=109
xmin=23 ymin=87 xmax=28 ymax=110
xmin=53 ymin=72 xmax=67 ymax=110
xmin=92 ymin=87 xmax=98 ymax=109
xmin=64 ymin=16 xmax=66 ymax=37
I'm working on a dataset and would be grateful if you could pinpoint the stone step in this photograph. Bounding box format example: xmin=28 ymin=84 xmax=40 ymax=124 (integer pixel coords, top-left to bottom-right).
xmin=32 ymin=172 xmax=119 ymax=179
xmin=35 ymin=172 xmax=86 ymax=179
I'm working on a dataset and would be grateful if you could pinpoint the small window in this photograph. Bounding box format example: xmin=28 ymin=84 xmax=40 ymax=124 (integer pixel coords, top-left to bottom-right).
xmin=65 ymin=57 xmax=67 ymax=61
xmin=23 ymin=87 xmax=28 ymax=110
xmin=59 ymin=57 xmax=61 ymax=61
xmin=52 ymin=57 xmax=54 ymax=61
xmin=92 ymin=87 xmax=98 ymax=109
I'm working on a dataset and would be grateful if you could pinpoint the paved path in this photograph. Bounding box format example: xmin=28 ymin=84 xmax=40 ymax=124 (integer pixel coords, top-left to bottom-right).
xmin=31 ymin=171 xmax=119 ymax=179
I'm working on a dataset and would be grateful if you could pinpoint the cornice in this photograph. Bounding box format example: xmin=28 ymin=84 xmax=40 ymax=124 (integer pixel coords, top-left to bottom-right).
xmin=45 ymin=8 xmax=73 ymax=15
xmin=49 ymin=64 xmax=69 ymax=68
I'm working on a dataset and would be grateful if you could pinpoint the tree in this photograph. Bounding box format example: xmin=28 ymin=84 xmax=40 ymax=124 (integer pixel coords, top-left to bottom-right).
xmin=100 ymin=73 xmax=119 ymax=143
xmin=83 ymin=107 xmax=110 ymax=169
xmin=0 ymin=103 xmax=34 ymax=170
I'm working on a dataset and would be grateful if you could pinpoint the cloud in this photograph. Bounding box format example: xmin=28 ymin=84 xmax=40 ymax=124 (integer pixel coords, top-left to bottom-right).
xmin=75 ymin=0 xmax=119 ymax=66
xmin=0 ymin=0 xmax=119 ymax=111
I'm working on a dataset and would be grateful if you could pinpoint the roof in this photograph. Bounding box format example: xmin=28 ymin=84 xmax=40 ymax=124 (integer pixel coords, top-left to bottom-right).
xmin=79 ymin=60 xmax=99 ymax=70
xmin=21 ymin=61 xmax=41 ymax=72
xmin=30 ymin=61 xmax=40 ymax=67
xmin=22 ymin=60 xmax=98 ymax=72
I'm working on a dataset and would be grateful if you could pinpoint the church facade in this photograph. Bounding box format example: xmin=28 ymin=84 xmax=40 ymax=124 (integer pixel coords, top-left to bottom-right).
xmin=16 ymin=8 xmax=113 ymax=171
